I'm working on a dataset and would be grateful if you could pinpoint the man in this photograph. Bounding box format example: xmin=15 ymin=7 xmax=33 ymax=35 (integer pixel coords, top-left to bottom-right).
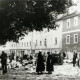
xmin=73 ymin=52 xmax=77 ymax=67
xmin=1 ymin=51 xmax=7 ymax=74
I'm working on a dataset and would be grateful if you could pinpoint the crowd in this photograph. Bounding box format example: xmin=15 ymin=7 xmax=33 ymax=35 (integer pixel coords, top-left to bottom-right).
xmin=0 ymin=50 xmax=80 ymax=75
xmin=0 ymin=50 xmax=66 ymax=74
xmin=36 ymin=51 xmax=66 ymax=74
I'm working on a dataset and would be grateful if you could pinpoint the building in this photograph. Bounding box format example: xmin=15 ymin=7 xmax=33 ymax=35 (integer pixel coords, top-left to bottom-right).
xmin=9 ymin=24 xmax=62 ymax=58
xmin=0 ymin=42 xmax=11 ymax=56
xmin=61 ymin=0 xmax=80 ymax=52
xmin=54 ymin=1 xmax=80 ymax=59
xmin=2 ymin=0 xmax=80 ymax=58
xmin=62 ymin=12 xmax=80 ymax=51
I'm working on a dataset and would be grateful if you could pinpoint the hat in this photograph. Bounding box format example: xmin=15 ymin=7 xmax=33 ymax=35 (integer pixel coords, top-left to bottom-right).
xmin=39 ymin=50 xmax=42 ymax=52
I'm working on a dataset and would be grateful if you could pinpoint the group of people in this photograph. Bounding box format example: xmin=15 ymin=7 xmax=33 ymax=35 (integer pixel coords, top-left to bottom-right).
xmin=36 ymin=51 xmax=54 ymax=74
xmin=0 ymin=50 xmax=65 ymax=74
xmin=1 ymin=50 xmax=80 ymax=75
xmin=36 ymin=50 xmax=80 ymax=74
xmin=0 ymin=50 xmax=66 ymax=75
xmin=0 ymin=51 xmax=33 ymax=74
xmin=36 ymin=51 xmax=66 ymax=74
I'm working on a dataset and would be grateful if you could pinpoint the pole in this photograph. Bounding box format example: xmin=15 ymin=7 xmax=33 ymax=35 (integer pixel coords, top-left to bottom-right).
xmin=31 ymin=31 xmax=33 ymax=54
xmin=50 ymin=31 xmax=52 ymax=54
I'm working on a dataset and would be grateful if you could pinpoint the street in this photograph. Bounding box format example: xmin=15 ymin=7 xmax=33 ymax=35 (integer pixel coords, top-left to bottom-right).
xmin=0 ymin=0 xmax=79 ymax=80
xmin=0 ymin=61 xmax=80 ymax=80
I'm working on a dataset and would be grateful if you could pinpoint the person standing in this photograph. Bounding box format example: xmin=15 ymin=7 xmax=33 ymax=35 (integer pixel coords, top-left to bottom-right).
xmin=1 ymin=51 xmax=7 ymax=74
xmin=59 ymin=52 xmax=63 ymax=65
xmin=36 ymin=51 xmax=45 ymax=74
xmin=78 ymin=54 xmax=80 ymax=68
xmin=30 ymin=53 xmax=33 ymax=60
xmin=73 ymin=52 xmax=77 ymax=67
xmin=46 ymin=52 xmax=54 ymax=74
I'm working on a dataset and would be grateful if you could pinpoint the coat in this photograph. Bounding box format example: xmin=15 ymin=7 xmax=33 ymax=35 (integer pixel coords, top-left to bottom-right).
xmin=46 ymin=54 xmax=54 ymax=71
xmin=73 ymin=53 xmax=77 ymax=64
xmin=36 ymin=52 xmax=45 ymax=72
xmin=59 ymin=53 xmax=63 ymax=65
xmin=1 ymin=52 xmax=7 ymax=64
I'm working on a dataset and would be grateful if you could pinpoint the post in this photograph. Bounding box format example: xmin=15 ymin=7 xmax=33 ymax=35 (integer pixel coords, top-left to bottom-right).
xmin=31 ymin=31 xmax=33 ymax=54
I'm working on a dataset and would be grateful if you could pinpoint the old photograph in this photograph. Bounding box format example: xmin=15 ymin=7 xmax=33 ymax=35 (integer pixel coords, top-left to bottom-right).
xmin=0 ymin=0 xmax=80 ymax=80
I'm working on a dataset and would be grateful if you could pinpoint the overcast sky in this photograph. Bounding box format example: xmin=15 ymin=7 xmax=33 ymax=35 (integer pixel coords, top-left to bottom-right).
xmin=73 ymin=0 xmax=79 ymax=3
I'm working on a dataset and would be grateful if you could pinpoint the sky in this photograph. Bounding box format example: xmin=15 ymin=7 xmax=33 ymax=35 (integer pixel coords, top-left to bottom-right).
xmin=73 ymin=0 xmax=79 ymax=4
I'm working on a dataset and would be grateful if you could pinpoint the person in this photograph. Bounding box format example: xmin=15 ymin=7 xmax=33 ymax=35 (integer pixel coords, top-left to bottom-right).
xmin=73 ymin=52 xmax=77 ymax=67
xmin=36 ymin=51 xmax=45 ymax=74
xmin=63 ymin=51 xmax=66 ymax=59
xmin=9 ymin=54 xmax=13 ymax=62
xmin=1 ymin=51 xmax=7 ymax=74
xmin=59 ymin=52 xmax=64 ymax=65
xmin=43 ymin=52 xmax=47 ymax=62
xmin=16 ymin=55 xmax=19 ymax=62
xmin=30 ymin=53 xmax=33 ymax=60
xmin=78 ymin=54 xmax=80 ymax=68
xmin=46 ymin=52 xmax=54 ymax=74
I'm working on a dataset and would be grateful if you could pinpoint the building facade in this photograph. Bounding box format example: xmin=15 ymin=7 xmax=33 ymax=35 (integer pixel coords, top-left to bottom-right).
xmin=62 ymin=12 xmax=80 ymax=52
xmin=61 ymin=1 xmax=80 ymax=58
xmin=5 ymin=0 xmax=80 ymax=58
xmin=9 ymin=23 xmax=62 ymax=57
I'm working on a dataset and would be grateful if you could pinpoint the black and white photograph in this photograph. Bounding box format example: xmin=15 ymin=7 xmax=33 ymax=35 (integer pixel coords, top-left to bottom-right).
xmin=0 ymin=0 xmax=80 ymax=80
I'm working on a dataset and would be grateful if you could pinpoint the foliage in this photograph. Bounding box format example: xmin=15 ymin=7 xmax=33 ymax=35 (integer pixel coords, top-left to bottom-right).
xmin=0 ymin=0 xmax=72 ymax=45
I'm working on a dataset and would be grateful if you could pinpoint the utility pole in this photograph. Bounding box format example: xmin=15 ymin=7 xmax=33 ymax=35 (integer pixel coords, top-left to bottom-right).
xmin=31 ymin=31 xmax=33 ymax=54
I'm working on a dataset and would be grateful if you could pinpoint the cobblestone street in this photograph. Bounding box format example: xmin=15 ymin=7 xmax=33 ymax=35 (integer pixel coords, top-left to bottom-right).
xmin=0 ymin=62 xmax=80 ymax=80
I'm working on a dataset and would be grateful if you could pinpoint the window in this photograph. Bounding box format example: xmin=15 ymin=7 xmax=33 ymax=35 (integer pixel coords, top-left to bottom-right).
xmin=22 ymin=42 xmax=23 ymax=47
xmin=30 ymin=41 xmax=31 ymax=46
xmin=36 ymin=40 xmax=37 ymax=46
xmin=74 ymin=16 xmax=78 ymax=26
xmin=11 ymin=44 xmax=13 ymax=47
xmin=14 ymin=44 xmax=15 ymax=47
xmin=16 ymin=43 xmax=17 ymax=47
xmin=24 ymin=42 xmax=26 ymax=47
xmin=66 ymin=35 xmax=70 ymax=44
xmin=44 ymin=38 xmax=47 ymax=46
xmin=55 ymin=37 xmax=57 ymax=45
xmin=74 ymin=34 xmax=78 ymax=43
xmin=67 ymin=19 xmax=70 ymax=28
xmin=40 ymin=41 xmax=42 ymax=46
xmin=27 ymin=42 xmax=28 ymax=47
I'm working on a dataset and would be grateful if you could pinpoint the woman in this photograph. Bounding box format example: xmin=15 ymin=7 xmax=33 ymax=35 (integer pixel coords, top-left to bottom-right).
xmin=46 ymin=52 xmax=54 ymax=74
xmin=36 ymin=51 xmax=45 ymax=74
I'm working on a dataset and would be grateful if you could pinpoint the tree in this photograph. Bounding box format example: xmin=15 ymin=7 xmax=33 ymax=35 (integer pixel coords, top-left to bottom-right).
xmin=0 ymin=0 xmax=72 ymax=45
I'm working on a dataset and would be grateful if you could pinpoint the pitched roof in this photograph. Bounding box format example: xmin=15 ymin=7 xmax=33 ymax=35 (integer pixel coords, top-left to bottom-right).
xmin=56 ymin=11 xmax=80 ymax=21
